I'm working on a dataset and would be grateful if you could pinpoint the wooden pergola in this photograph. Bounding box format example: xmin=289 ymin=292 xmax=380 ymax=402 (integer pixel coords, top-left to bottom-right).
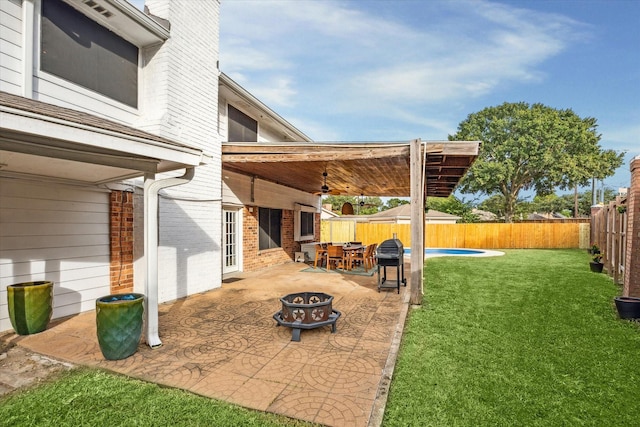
xmin=222 ymin=139 xmax=480 ymax=304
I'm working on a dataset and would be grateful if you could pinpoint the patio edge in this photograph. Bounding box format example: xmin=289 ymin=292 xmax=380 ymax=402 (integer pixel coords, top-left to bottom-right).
xmin=366 ymin=288 xmax=411 ymax=427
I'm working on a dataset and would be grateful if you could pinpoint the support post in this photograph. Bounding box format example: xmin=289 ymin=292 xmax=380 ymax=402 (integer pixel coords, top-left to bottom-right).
xmin=410 ymin=139 xmax=424 ymax=305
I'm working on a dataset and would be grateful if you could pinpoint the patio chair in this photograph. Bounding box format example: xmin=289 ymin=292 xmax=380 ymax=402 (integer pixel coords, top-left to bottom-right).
xmin=326 ymin=244 xmax=346 ymax=270
xmin=350 ymin=243 xmax=376 ymax=270
xmin=314 ymin=243 xmax=327 ymax=268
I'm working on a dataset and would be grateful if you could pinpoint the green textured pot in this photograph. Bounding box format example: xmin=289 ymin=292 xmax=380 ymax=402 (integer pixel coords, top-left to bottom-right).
xmin=7 ymin=281 xmax=53 ymax=335
xmin=96 ymin=293 xmax=144 ymax=360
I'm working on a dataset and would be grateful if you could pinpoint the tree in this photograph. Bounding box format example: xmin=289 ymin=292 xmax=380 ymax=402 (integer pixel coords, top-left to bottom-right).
xmin=427 ymin=196 xmax=479 ymax=223
xmin=383 ymin=198 xmax=409 ymax=211
xmin=449 ymin=102 xmax=625 ymax=222
xmin=321 ymin=195 xmax=382 ymax=215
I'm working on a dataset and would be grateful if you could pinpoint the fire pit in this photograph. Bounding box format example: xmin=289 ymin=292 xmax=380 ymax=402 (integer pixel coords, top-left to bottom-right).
xmin=273 ymin=292 xmax=341 ymax=342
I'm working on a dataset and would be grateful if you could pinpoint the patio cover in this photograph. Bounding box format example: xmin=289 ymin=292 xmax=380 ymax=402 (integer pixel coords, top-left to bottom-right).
xmin=222 ymin=139 xmax=480 ymax=304
xmin=222 ymin=140 xmax=479 ymax=198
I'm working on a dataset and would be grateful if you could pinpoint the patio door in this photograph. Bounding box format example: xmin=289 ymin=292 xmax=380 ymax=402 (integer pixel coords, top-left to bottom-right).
xmin=223 ymin=208 xmax=241 ymax=274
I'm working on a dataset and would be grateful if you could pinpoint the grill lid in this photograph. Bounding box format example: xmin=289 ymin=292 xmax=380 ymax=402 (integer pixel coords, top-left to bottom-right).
xmin=376 ymin=238 xmax=404 ymax=259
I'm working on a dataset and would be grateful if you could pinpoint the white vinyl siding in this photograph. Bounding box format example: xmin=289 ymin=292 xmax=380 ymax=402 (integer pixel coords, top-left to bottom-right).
xmin=0 ymin=179 xmax=110 ymax=332
xmin=0 ymin=0 xmax=23 ymax=94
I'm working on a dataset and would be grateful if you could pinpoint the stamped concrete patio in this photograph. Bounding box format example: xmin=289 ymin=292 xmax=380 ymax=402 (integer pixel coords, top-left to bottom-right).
xmin=14 ymin=261 xmax=410 ymax=427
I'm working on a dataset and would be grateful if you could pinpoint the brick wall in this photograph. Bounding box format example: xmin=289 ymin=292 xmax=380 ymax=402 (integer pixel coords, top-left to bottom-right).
xmin=110 ymin=191 xmax=134 ymax=294
xmin=623 ymin=157 xmax=640 ymax=297
xmin=242 ymin=206 xmax=313 ymax=272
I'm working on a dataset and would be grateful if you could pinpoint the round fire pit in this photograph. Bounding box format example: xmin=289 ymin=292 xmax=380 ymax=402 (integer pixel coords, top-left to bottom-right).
xmin=274 ymin=292 xmax=341 ymax=342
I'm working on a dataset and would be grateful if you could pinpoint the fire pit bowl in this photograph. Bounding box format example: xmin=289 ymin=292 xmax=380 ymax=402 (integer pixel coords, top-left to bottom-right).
xmin=274 ymin=292 xmax=341 ymax=341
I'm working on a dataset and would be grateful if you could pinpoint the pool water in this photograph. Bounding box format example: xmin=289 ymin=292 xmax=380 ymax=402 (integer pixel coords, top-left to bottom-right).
xmin=403 ymin=248 xmax=504 ymax=258
xmin=427 ymin=249 xmax=484 ymax=255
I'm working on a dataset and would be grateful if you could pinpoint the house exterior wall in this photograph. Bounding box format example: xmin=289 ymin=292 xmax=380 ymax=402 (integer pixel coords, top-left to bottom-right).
xmin=0 ymin=0 xmax=224 ymax=332
xmin=223 ymin=170 xmax=321 ymax=272
xmin=139 ymin=0 xmax=222 ymax=302
xmin=242 ymin=207 xmax=294 ymax=270
xmin=0 ymin=180 xmax=111 ymax=332
xmin=0 ymin=0 xmax=23 ymax=95
xmin=110 ymin=190 xmax=134 ymax=294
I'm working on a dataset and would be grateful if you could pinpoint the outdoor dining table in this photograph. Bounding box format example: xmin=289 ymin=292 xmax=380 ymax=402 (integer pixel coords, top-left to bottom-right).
xmin=339 ymin=244 xmax=365 ymax=270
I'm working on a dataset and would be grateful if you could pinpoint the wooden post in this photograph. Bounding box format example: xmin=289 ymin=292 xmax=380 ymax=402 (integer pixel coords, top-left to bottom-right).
xmin=410 ymin=139 xmax=424 ymax=305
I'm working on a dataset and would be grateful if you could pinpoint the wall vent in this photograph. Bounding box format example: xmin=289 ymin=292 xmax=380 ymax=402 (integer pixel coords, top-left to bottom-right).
xmin=82 ymin=0 xmax=113 ymax=18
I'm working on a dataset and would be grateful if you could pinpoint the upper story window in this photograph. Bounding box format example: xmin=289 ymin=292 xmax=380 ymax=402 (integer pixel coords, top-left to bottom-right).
xmin=40 ymin=0 xmax=138 ymax=108
xmin=228 ymin=105 xmax=257 ymax=142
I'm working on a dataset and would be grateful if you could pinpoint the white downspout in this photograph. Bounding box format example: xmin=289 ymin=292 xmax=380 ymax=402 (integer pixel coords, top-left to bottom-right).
xmin=144 ymin=168 xmax=195 ymax=348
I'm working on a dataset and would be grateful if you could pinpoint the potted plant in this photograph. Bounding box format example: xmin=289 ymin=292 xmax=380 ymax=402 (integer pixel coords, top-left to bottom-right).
xmin=590 ymin=243 xmax=601 ymax=255
xmin=590 ymin=251 xmax=604 ymax=273
xmin=614 ymin=296 xmax=640 ymax=320
xmin=96 ymin=293 xmax=144 ymax=360
xmin=7 ymin=281 xmax=53 ymax=335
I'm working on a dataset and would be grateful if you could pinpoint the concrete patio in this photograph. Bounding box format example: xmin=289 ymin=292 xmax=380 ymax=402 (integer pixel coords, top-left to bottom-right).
xmin=11 ymin=261 xmax=410 ymax=427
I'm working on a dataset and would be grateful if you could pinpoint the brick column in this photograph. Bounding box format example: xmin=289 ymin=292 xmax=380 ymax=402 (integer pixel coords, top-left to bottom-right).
xmin=623 ymin=156 xmax=640 ymax=297
xmin=110 ymin=191 xmax=134 ymax=294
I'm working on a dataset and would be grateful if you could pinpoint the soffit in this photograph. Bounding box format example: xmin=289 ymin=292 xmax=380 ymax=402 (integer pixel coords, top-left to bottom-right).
xmin=0 ymin=91 xmax=205 ymax=185
xmin=222 ymin=141 xmax=480 ymax=198
xmin=62 ymin=0 xmax=170 ymax=48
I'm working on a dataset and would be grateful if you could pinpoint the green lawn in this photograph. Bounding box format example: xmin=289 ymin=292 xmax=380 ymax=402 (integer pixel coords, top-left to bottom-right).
xmin=383 ymin=249 xmax=640 ymax=426
xmin=0 ymin=368 xmax=313 ymax=427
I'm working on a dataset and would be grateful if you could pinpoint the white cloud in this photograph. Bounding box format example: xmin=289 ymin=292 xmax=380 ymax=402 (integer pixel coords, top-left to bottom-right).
xmin=220 ymin=0 xmax=588 ymax=125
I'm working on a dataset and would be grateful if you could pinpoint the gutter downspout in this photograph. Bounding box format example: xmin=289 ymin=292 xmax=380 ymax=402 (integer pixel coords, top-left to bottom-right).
xmin=144 ymin=168 xmax=195 ymax=348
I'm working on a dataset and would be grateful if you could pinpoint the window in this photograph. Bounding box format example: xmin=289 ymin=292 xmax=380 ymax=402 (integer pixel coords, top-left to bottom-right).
xmin=259 ymin=208 xmax=281 ymax=250
xmin=228 ymin=105 xmax=257 ymax=142
xmin=40 ymin=0 xmax=138 ymax=107
xmin=300 ymin=212 xmax=314 ymax=236
xmin=294 ymin=205 xmax=316 ymax=241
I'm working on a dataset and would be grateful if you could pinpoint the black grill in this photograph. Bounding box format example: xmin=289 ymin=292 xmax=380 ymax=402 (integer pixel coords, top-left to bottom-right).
xmin=376 ymin=238 xmax=404 ymax=265
xmin=376 ymin=237 xmax=406 ymax=293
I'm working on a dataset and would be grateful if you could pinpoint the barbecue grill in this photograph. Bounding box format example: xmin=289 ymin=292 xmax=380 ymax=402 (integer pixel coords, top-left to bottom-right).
xmin=376 ymin=237 xmax=407 ymax=293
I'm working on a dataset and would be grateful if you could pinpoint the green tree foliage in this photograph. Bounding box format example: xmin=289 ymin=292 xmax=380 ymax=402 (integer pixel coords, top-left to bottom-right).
xmin=383 ymin=198 xmax=410 ymax=211
xmin=427 ymin=196 xmax=479 ymax=223
xmin=449 ymin=102 xmax=625 ymax=222
xmin=477 ymin=194 xmax=530 ymax=221
xmin=322 ymin=195 xmax=382 ymax=215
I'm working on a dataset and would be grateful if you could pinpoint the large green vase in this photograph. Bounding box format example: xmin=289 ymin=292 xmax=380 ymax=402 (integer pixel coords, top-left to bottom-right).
xmin=96 ymin=293 xmax=144 ymax=360
xmin=7 ymin=281 xmax=53 ymax=335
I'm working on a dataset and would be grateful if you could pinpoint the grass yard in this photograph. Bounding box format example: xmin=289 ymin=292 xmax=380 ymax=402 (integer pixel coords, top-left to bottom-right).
xmin=383 ymin=249 xmax=640 ymax=426
xmin=0 ymin=368 xmax=313 ymax=427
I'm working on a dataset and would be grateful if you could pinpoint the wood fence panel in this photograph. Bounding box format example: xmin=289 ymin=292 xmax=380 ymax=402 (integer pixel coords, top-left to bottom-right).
xmin=322 ymin=221 xmax=588 ymax=249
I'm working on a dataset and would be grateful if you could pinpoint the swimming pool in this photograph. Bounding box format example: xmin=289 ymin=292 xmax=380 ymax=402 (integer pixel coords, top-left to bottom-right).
xmin=404 ymin=248 xmax=505 ymax=258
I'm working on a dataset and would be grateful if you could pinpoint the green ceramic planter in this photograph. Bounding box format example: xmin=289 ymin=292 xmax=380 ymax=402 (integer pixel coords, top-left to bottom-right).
xmin=7 ymin=281 xmax=53 ymax=335
xmin=96 ymin=293 xmax=144 ymax=360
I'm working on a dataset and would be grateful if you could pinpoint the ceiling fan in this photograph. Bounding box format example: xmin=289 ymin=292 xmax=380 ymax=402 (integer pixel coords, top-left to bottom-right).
xmin=313 ymin=170 xmax=340 ymax=195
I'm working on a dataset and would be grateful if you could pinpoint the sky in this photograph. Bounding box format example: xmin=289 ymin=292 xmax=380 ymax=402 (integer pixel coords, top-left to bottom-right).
xmin=133 ymin=0 xmax=639 ymax=198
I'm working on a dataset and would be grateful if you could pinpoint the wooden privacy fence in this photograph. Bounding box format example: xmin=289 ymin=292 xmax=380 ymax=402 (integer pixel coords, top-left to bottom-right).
xmin=591 ymin=199 xmax=628 ymax=285
xmin=321 ymin=220 xmax=590 ymax=249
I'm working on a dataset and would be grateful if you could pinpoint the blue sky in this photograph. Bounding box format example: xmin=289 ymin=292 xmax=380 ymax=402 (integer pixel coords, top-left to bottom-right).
xmin=134 ymin=0 xmax=639 ymax=196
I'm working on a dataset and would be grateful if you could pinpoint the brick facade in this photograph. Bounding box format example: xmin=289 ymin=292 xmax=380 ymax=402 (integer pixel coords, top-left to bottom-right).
xmin=241 ymin=206 xmax=321 ymax=272
xmin=623 ymin=157 xmax=640 ymax=297
xmin=110 ymin=191 xmax=134 ymax=294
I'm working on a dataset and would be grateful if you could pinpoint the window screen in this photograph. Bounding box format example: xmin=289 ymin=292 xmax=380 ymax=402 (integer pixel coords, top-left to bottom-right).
xmin=259 ymin=208 xmax=282 ymax=250
xmin=41 ymin=0 xmax=138 ymax=107
xmin=300 ymin=211 xmax=314 ymax=237
xmin=228 ymin=105 xmax=258 ymax=142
